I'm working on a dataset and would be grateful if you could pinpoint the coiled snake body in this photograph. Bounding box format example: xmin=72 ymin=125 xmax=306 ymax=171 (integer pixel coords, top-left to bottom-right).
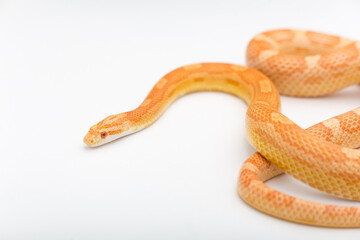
xmin=84 ymin=30 xmax=360 ymax=227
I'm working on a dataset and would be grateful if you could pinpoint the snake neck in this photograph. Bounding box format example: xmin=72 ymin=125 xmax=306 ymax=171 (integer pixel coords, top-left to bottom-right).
xmin=127 ymin=63 xmax=281 ymax=136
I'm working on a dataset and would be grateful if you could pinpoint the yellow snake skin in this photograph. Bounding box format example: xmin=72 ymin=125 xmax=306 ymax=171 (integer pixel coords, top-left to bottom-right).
xmin=84 ymin=29 xmax=360 ymax=227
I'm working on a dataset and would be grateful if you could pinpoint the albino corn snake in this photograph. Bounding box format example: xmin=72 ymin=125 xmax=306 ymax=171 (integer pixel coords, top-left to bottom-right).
xmin=84 ymin=29 xmax=360 ymax=227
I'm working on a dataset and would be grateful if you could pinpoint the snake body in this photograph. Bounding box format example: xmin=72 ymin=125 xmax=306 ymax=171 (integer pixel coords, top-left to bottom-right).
xmin=84 ymin=30 xmax=360 ymax=227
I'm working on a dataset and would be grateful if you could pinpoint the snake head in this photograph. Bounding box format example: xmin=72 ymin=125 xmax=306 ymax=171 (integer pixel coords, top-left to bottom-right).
xmin=83 ymin=127 xmax=106 ymax=147
xmin=84 ymin=114 xmax=134 ymax=147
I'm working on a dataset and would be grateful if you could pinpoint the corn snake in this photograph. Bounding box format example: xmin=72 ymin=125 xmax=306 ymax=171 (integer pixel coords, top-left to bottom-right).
xmin=84 ymin=30 xmax=360 ymax=227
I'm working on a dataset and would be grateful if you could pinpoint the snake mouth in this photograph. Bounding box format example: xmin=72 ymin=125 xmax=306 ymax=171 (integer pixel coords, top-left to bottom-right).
xmin=83 ymin=128 xmax=101 ymax=147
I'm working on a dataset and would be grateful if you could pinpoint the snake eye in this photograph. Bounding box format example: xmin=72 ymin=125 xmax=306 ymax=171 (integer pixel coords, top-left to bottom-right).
xmin=100 ymin=132 xmax=108 ymax=139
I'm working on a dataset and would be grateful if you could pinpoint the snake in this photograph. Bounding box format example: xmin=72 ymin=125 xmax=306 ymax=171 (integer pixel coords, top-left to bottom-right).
xmin=83 ymin=29 xmax=360 ymax=227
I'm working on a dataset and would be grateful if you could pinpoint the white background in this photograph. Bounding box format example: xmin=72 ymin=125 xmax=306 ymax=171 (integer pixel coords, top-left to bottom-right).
xmin=1 ymin=0 xmax=360 ymax=239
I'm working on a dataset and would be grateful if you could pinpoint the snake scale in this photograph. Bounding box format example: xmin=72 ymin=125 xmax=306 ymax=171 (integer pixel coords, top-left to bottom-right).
xmin=84 ymin=29 xmax=360 ymax=227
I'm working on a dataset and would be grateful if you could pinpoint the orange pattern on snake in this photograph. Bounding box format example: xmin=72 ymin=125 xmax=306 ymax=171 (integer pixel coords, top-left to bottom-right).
xmin=84 ymin=30 xmax=360 ymax=227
